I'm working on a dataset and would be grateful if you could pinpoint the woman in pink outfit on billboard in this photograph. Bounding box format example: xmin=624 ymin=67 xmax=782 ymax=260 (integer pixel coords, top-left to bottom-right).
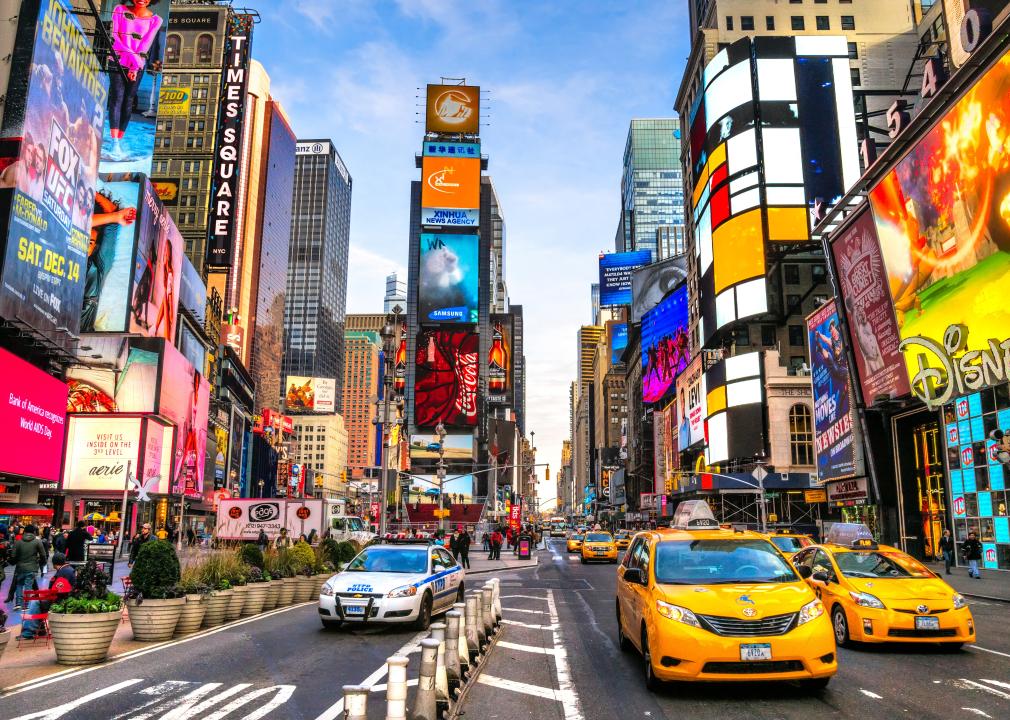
xmin=152 ymin=233 xmax=176 ymax=340
xmin=107 ymin=0 xmax=163 ymax=159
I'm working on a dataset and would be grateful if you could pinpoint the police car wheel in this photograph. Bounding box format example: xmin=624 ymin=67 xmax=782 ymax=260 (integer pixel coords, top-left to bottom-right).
xmin=413 ymin=592 xmax=433 ymax=631
xmin=832 ymin=606 xmax=851 ymax=647
xmin=321 ymin=619 xmax=342 ymax=631
xmin=616 ymin=604 xmax=631 ymax=652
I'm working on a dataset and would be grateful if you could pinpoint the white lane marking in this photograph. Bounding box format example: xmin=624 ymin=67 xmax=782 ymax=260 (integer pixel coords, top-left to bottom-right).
xmin=500 ymin=594 xmax=548 ymax=601
xmin=110 ymin=681 xmax=200 ymax=719
xmin=962 ymin=709 xmax=992 ymax=718
xmin=970 ymin=645 xmax=1010 ymax=659
xmin=859 ymin=689 xmax=882 ymax=699
xmin=981 ymin=679 xmax=1010 ymax=690
xmin=311 ymin=630 xmax=427 ymax=720
xmin=9 ymin=679 xmax=145 ymax=720
xmin=547 ymin=589 xmax=584 ymax=720
xmin=957 ymin=679 xmax=1010 ymax=699
xmin=160 ymin=683 xmax=252 ymax=720
xmin=504 ymin=607 xmax=547 ymax=615
xmin=501 ymin=619 xmax=558 ymax=630
xmin=497 ymin=640 xmax=560 ymax=656
xmin=201 ymin=685 xmax=296 ymax=720
xmin=477 ymin=674 xmax=561 ymax=700
xmin=1 ymin=602 xmax=316 ymax=698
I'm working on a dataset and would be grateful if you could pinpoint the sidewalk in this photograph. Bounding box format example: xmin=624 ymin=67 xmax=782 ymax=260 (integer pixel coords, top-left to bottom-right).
xmin=464 ymin=547 xmax=540 ymax=575
xmin=926 ymin=562 xmax=1010 ymax=603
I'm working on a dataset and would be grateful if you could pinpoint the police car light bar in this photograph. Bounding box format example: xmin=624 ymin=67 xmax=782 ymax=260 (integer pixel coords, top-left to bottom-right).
xmin=671 ymin=500 xmax=720 ymax=530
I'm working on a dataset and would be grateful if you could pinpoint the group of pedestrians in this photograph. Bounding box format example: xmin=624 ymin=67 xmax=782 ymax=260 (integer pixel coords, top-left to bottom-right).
xmin=939 ymin=528 xmax=985 ymax=579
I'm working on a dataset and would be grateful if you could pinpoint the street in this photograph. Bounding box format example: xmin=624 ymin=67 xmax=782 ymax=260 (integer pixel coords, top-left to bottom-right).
xmin=461 ymin=540 xmax=1010 ymax=720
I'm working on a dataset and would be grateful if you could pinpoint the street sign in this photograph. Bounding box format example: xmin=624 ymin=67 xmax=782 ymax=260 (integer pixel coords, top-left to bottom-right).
xmin=752 ymin=465 xmax=768 ymax=483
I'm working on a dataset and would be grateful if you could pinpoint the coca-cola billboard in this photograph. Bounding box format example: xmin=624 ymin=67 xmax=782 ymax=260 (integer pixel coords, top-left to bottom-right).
xmin=414 ymin=329 xmax=478 ymax=427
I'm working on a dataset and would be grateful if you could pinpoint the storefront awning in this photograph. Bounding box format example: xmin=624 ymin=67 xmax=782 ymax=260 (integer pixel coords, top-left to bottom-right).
xmin=0 ymin=503 xmax=55 ymax=517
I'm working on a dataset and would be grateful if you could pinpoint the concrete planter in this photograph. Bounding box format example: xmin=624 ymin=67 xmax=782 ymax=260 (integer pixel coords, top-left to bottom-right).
xmin=276 ymin=578 xmax=296 ymax=606
xmin=203 ymin=589 xmax=232 ymax=627
xmin=241 ymin=583 xmax=268 ymax=616
xmin=225 ymin=585 xmax=248 ymax=620
xmin=127 ymin=597 xmax=185 ymax=642
xmin=49 ymin=611 xmax=120 ymax=665
xmin=174 ymin=594 xmax=208 ymax=636
xmin=262 ymin=580 xmax=281 ymax=611
xmin=294 ymin=575 xmax=316 ymax=603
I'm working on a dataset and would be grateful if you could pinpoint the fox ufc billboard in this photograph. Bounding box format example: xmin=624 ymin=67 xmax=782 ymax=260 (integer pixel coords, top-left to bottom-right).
xmin=425 ymin=84 xmax=480 ymax=134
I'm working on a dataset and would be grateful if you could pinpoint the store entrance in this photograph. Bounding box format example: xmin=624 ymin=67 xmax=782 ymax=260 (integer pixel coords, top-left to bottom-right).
xmin=893 ymin=409 xmax=947 ymax=560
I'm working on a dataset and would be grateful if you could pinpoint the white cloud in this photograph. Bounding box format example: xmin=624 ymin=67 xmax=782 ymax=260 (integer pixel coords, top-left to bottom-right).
xmin=346 ymin=244 xmax=407 ymax=315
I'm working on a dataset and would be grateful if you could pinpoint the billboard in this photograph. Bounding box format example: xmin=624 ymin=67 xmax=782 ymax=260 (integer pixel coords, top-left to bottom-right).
xmin=829 ymin=208 xmax=909 ymax=402
xmin=609 ymin=323 xmax=628 ymax=365
xmin=425 ymin=84 xmax=480 ymax=135
xmin=420 ymin=156 xmax=480 ymax=225
xmin=599 ymin=251 xmax=651 ymax=307
xmin=408 ymin=433 xmax=474 ymax=462
xmin=62 ymin=415 xmax=142 ymax=492
xmin=807 ymin=300 xmax=856 ymax=481
xmin=404 ymin=474 xmax=475 ymax=504
xmin=868 ymin=47 xmax=1010 ymax=397
xmin=418 ymin=233 xmax=479 ymax=323
xmin=205 ymin=13 xmax=254 ymax=270
xmin=704 ymin=352 xmax=765 ymax=465
xmin=156 ymin=341 xmax=210 ymax=497
xmin=66 ymin=339 xmax=159 ymax=413
xmin=676 ymin=355 xmax=706 ymax=449
xmin=157 ymin=86 xmax=191 ymax=117
xmin=178 ymin=253 xmax=207 ymax=326
xmin=414 ymin=328 xmax=479 ymax=427
xmin=0 ymin=347 xmax=67 ymax=483
xmin=284 ymin=376 xmax=337 ymax=413
xmin=423 ymin=141 xmax=480 ymax=158
xmin=631 ymin=254 xmax=688 ymax=323
xmin=129 ymin=180 xmax=182 ymax=340
xmin=98 ymin=0 xmax=171 ymax=175
xmin=641 ymin=285 xmax=690 ymax=404
xmin=0 ymin=0 xmax=108 ymax=340
xmin=488 ymin=313 xmax=513 ymax=405
xmin=215 ymin=498 xmax=324 ymax=541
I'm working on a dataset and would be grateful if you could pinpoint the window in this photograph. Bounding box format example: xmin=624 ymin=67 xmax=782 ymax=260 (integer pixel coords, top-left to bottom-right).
xmin=791 ymin=16 xmax=805 ymax=30
xmin=165 ymin=34 xmax=181 ymax=63
xmin=766 ymin=16 xmax=775 ymax=30
xmin=784 ymin=264 xmax=800 ymax=285
xmin=725 ymin=16 xmax=733 ymax=31
xmin=197 ymin=34 xmax=214 ymax=63
xmin=789 ymin=404 xmax=814 ymax=466
xmin=733 ymin=326 xmax=750 ymax=346
xmin=741 ymin=16 xmax=754 ymax=30
xmin=788 ymin=324 xmax=805 ymax=346
xmin=789 ymin=0 xmax=802 ymax=3
xmin=816 ymin=15 xmax=830 ymax=30
xmin=761 ymin=325 xmax=777 ymax=347
xmin=811 ymin=264 xmax=826 ymax=283
xmin=841 ymin=15 xmax=855 ymax=30
xmin=847 ymin=41 xmax=858 ymax=59
xmin=815 ymin=0 xmax=827 ymax=3
xmin=851 ymin=67 xmax=861 ymax=86
xmin=787 ymin=294 xmax=802 ymax=312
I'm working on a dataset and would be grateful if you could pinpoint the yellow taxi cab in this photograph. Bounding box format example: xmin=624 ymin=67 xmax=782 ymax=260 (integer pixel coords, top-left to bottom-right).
xmin=616 ymin=501 xmax=836 ymax=691
xmin=581 ymin=531 xmax=619 ymax=564
xmin=567 ymin=532 xmax=585 ymax=553
xmin=615 ymin=532 xmax=632 ymax=552
xmin=792 ymin=524 xmax=974 ymax=649
xmin=767 ymin=530 xmax=814 ymax=558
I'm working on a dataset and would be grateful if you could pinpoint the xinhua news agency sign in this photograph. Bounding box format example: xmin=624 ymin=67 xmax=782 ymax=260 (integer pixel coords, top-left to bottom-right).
xmin=205 ymin=14 xmax=254 ymax=270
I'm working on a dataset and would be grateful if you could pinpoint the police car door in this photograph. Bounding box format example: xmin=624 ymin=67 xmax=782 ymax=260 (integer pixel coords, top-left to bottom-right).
xmin=433 ymin=547 xmax=460 ymax=611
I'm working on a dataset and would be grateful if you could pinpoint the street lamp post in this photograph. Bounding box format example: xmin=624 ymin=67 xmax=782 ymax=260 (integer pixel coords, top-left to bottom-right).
xmin=377 ymin=305 xmax=402 ymax=537
xmin=435 ymin=423 xmax=447 ymax=534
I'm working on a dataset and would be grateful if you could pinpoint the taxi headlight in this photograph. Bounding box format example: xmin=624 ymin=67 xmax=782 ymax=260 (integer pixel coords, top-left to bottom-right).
xmin=797 ymin=599 xmax=825 ymax=626
xmin=953 ymin=592 xmax=968 ymax=610
xmin=655 ymin=600 xmax=701 ymax=628
xmin=848 ymin=590 xmax=885 ymax=609
xmin=388 ymin=585 xmax=418 ymax=598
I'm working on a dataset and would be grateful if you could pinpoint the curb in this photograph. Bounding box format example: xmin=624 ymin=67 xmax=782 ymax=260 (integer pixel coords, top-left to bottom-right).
xmin=464 ymin=559 xmax=539 ymax=576
xmin=961 ymin=591 xmax=1010 ymax=604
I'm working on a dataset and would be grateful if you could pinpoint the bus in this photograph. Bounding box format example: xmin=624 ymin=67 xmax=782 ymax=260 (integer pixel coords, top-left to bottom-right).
xmin=549 ymin=517 xmax=568 ymax=537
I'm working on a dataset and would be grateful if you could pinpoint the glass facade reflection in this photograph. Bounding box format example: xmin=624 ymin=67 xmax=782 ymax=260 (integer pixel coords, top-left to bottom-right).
xmin=618 ymin=119 xmax=685 ymax=259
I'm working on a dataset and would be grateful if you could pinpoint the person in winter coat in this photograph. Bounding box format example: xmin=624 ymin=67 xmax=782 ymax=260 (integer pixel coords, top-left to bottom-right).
xmin=128 ymin=523 xmax=156 ymax=566
xmin=257 ymin=529 xmax=269 ymax=552
xmin=65 ymin=521 xmax=92 ymax=563
xmin=20 ymin=552 xmax=75 ymax=639
xmin=10 ymin=524 xmax=47 ymax=610
xmin=456 ymin=527 xmax=471 ymax=569
xmin=963 ymin=531 xmax=983 ymax=579
xmin=938 ymin=529 xmax=956 ymax=575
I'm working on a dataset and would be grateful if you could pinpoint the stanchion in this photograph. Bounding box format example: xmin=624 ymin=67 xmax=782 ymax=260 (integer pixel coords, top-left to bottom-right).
xmin=413 ymin=639 xmax=440 ymax=720
xmin=452 ymin=601 xmax=470 ymax=675
xmin=489 ymin=578 xmax=502 ymax=622
xmin=480 ymin=586 xmax=495 ymax=637
xmin=464 ymin=593 xmax=482 ymax=657
xmin=342 ymin=685 xmax=369 ymax=720
xmin=384 ymin=655 xmax=409 ymax=720
xmin=445 ymin=610 xmax=463 ymax=694
xmin=430 ymin=622 xmax=450 ymax=712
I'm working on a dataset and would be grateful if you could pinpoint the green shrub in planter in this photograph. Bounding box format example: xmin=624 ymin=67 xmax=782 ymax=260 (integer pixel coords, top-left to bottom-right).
xmin=335 ymin=541 xmax=358 ymax=564
xmin=239 ymin=543 xmax=264 ymax=570
xmin=130 ymin=540 xmax=182 ymax=599
xmin=289 ymin=541 xmax=316 ymax=576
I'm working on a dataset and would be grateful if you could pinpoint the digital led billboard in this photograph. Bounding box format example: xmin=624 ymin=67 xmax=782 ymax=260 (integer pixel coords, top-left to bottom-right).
xmin=609 ymin=323 xmax=628 ymax=365
xmin=157 ymin=341 xmax=210 ymax=497
xmin=405 ymin=474 xmax=475 ymax=504
xmin=425 ymin=84 xmax=480 ymax=135
xmin=631 ymin=255 xmax=688 ymax=323
xmin=641 ymin=285 xmax=690 ymax=404
xmin=0 ymin=347 xmax=67 ymax=483
xmin=0 ymin=0 xmax=108 ymax=340
xmin=129 ymin=179 xmax=182 ymax=339
xmin=488 ymin=313 xmax=513 ymax=405
xmin=599 ymin=251 xmax=651 ymax=307
xmin=704 ymin=352 xmax=765 ymax=465
xmin=414 ymin=329 xmax=479 ymax=428
xmin=285 ymin=376 xmax=337 ymax=413
xmin=408 ymin=433 xmax=474 ymax=462
xmin=868 ymin=47 xmax=1010 ymax=395
xmin=676 ymin=355 xmax=706 ymax=450
xmin=807 ymin=300 xmax=856 ymax=481
xmin=418 ymin=233 xmax=479 ymax=323
xmin=420 ymin=156 xmax=480 ymax=226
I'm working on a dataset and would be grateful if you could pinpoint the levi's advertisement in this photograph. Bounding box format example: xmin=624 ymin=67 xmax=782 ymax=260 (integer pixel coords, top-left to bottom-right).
xmin=0 ymin=0 xmax=108 ymax=340
xmin=807 ymin=299 xmax=856 ymax=481
xmin=0 ymin=347 xmax=67 ymax=483
xmin=215 ymin=498 xmax=323 ymax=541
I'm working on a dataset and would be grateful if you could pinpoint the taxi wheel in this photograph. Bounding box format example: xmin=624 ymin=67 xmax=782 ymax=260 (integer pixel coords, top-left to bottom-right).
xmin=831 ymin=605 xmax=851 ymax=647
xmin=580 ymin=556 xmax=587 ymax=564
xmin=414 ymin=592 xmax=433 ymax=631
xmin=641 ymin=630 xmax=663 ymax=691
xmin=939 ymin=642 xmax=964 ymax=652
xmin=801 ymin=677 xmax=831 ymax=692
xmin=615 ymin=603 xmax=632 ymax=652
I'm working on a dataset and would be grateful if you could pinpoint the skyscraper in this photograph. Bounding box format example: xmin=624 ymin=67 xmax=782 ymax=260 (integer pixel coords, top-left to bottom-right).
xmin=342 ymin=330 xmax=381 ymax=479
xmin=283 ymin=140 xmax=352 ymax=413
xmin=384 ymin=272 xmax=406 ymax=313
xmin=616 ymin=119 xmax=685 ymax=258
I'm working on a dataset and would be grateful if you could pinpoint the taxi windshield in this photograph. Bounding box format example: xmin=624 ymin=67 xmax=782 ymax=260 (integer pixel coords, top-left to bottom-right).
xmin=344 ymin=548 xmax=427 ymax=574
xmin=586 ymin=533 xmax=612 ymax=542
xmin=572 ymin=534 xmax=584 ymax=540
xmin=833 ymin=551 xmax=933 ymax=579
xmin=654 ymin=539 xmax=799 ymax=584
xmin=770 ymin=536 xmax=806 ymax=553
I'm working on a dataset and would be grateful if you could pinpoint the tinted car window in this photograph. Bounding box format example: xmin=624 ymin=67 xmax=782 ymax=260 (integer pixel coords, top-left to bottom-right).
xmin=624 ymin=538 xmax=643 ymax=569
xmin=653 ymin=539 xmax=799 ymax=584
xmin=437 ymin=548 xmax=456 ymax=568
xmin=346 ymin=548 xmax=428 ymax=574
xmin=586 ymin=533 xmax=613 ymax=542
xmin=834 ymin=551 xmax=933 ymax=579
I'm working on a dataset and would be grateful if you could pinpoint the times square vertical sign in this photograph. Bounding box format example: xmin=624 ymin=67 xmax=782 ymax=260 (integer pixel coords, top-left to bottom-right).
xmin=205 ymin=14 xmax=254 ymax=271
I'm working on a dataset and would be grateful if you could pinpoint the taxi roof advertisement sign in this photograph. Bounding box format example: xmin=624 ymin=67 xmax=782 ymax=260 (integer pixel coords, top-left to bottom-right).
xmin=425 ymin=85 xmax=480 ymax=135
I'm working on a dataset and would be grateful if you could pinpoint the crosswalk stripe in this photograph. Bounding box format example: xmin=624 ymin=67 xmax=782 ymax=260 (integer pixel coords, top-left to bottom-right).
xmin=959 ymin=679 xmax=1010 ymax=700
xmin=476 ymin=674 xmax=565 ymax=701
xmin=9 ymin=680 xmax=144 ymax=720
xmin=501 ymin=618 xmax=558 ymax=630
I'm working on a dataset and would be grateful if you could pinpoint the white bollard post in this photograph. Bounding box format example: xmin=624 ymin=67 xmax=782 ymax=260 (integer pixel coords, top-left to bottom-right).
xmin=452 ymin=601 xmax=469 ymax=673
xmin=384 ymin=655 xmax=409 ymax=720
xmin=412 ymin=639 xmax=440 ymax=720
xmin=490 ymin=578 xmax=502 ymax=622
xmin=464 ymin=593 xmax=482 ymax=656
xmin=430 ymin=622 xmax=450 ymax=706
xmin=481 ymin=586 xmax=495 ymax=637
xmin=342 ymin=685 xmax=369 ymax=720
xmin=445 ymin=611 xmax=463 ymax=693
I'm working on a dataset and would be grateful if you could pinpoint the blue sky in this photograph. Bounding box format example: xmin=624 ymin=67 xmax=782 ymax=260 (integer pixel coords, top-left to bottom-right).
xmin=242 ymin=0 xmax=690 ymax=506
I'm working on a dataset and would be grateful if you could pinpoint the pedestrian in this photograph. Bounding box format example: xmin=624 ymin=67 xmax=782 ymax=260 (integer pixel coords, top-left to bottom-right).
xmin=939 ymin=529 xmax=955 ymax=575
xmin=481 ymin=531 xmax=489 ymax=552
xmin=10 ymin=524 xmax=47 ymax=610
xmin=155 ymin=525 xmax=168 ymax=541
xmin=274 ymin=528 xmax=292 ymax=549
xmin=963 ymin=531 xmax=983 ymax=579
xmin=257 ymin=529 xmax=269 ymax=553
xmin=307 ymin=529 xmax=318 ymax=545
xmin=449 ymin=529 xmax=461 ymax=561
xmin=65 ymin=521 xmax=92 ymax=563
xmin=52 ymin=529 xmax=66 ymax=554
xmin=128 ymin=523 xmax=156 ymax=567
xmin=20 ymin=551 xmax=75 ymax=640
xmin=490 ymin=528 xmax=502 ymax=560
xmin=186 ymin=527 xmax=196 ymax=547
xmin=457 ymin=527 xmax=471 ymax=570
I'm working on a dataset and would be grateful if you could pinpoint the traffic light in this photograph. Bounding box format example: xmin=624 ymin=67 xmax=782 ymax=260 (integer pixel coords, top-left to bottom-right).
xmin=545 ymin=465 xmax=550 ymax=481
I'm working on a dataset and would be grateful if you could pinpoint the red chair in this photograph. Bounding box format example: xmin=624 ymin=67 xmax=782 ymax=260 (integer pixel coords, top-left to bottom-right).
xmin=16 ymin=589 xmax=57 ymax=650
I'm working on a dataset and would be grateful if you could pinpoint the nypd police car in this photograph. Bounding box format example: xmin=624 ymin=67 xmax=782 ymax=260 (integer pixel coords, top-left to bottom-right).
xmin=318 ymin=541 xmax=464 ymax=630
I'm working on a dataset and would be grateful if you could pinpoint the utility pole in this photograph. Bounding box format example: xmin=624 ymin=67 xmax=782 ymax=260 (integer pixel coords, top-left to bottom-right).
xmin=376 ymin=305 xmax=402 ymax=537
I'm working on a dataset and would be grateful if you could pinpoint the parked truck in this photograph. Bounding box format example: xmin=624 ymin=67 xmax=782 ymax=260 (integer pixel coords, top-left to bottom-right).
xmin=215 ymin=498 xmax=374 ymax=545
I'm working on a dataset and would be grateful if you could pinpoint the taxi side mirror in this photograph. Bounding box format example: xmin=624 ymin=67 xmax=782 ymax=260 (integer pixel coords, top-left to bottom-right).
xmin=623 ymin=567 xmax=646 ymax=586
xmin=811 ymin=570 xmax=832 ymax=583
xmin=796 ymin=565 xmax=813 ymax=580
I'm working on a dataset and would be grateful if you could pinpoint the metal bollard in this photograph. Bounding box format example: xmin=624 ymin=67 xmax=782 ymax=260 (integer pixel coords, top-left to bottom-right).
xmin=445 ymin=610 xmax=463 ymax=693
xmin=452 ymin=602 xmax=470 ymax=674
xmin=464 ymin=593 xmax=482 ymax=656
xmin=384 ymin=655 xmax=409 ymax=720
xmin=484 ymin=580 xmax=501 ymax=626
xmin=342 ymin=685 xmax=369 ymax=720
xmin=470 ymin=591 xmax=487 ymax=648
xmin=430 ymin=622 xmax=450 ymax=706
xmin=412 ymin=639 xmax=440 ymax=720
xmin=481 ymin=586 xmax=495 ymax=637
xmin=490 ymin=578 xmax=502 ymax=622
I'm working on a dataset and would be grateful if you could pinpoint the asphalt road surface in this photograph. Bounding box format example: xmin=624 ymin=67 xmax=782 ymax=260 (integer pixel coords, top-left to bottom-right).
xmin=460 ymin=539 xmax=1010 ymax=720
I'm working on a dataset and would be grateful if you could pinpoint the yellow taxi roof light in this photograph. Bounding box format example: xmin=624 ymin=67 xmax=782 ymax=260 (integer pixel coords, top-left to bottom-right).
xmin=824 ymin=522 xmax=877 ymax=549
xmin=671 ymin=500 xmax=720 ymax=530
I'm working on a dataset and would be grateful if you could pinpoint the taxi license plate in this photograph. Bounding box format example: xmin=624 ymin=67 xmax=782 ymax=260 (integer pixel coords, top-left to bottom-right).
xmin=740 ymin=643 xmax=772 ymax=661
xmin=344 ymin=605 xmax=366 ymax=615
xmin=915 ymin=615 xmax=940 ymax=631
